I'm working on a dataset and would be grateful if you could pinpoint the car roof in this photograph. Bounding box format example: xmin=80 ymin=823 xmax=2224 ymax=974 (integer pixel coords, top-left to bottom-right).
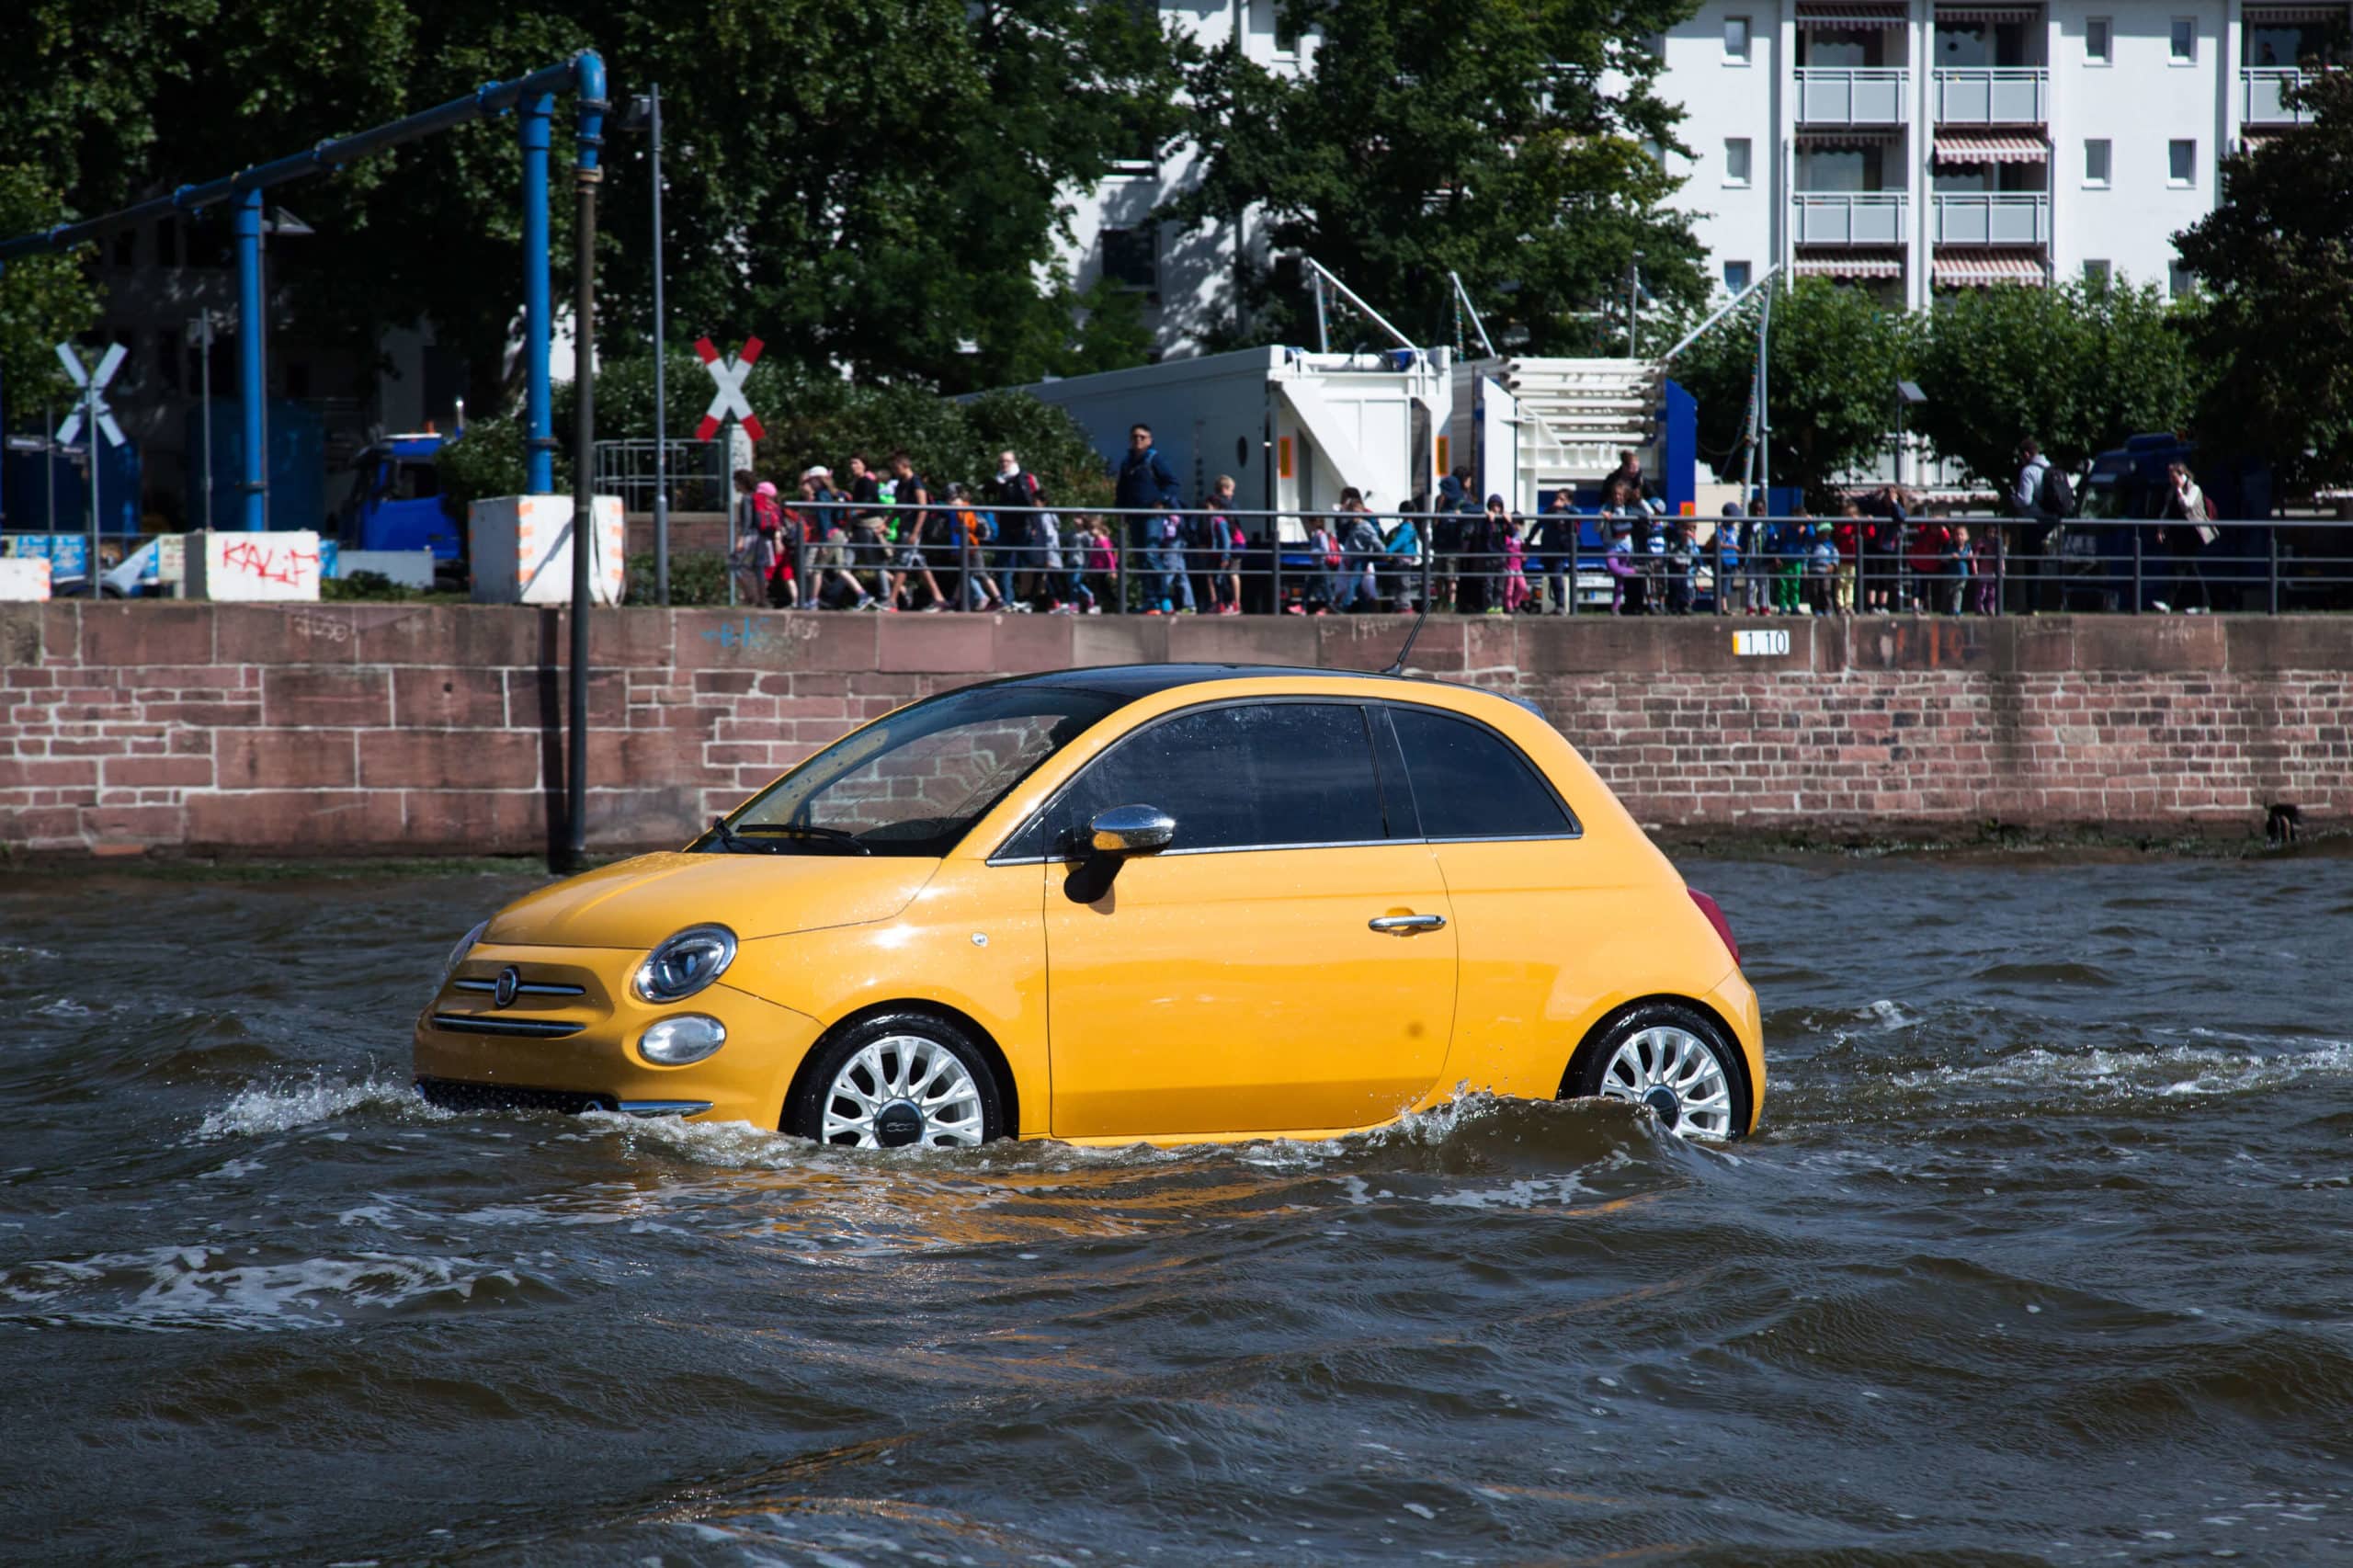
xmin=987 ymin=663 xmax=1546 ymax=719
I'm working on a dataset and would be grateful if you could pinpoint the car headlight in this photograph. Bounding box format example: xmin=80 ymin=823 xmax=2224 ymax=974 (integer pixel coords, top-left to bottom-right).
xmin=633 ymin=925 xmax=738 ymax=1004
xmin=640 ymin=1014 xmax=728 ymax=1065
xmin=442 ymin=918 xmax=490 ymax=984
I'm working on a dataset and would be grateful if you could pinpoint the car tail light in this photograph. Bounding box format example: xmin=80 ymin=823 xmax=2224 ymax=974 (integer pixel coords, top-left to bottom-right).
xmin=1688 ymin=890 xmax=1741 ymax=969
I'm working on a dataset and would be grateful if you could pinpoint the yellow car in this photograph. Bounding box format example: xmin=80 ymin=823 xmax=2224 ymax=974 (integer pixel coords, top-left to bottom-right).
xmin=415 ymin=665 xmax=1762 ymax=1145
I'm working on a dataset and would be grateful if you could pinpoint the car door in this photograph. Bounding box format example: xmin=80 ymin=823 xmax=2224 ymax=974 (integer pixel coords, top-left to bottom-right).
xmin=1377 ymin=702 xmax=1597 ymax=1099
xmin=1031 ymin=699 xmax=1458 ymax=1140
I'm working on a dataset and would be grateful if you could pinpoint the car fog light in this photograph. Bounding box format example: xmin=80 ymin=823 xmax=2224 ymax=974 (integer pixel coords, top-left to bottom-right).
xmin=640 ymin=1015 xmax=727 ymax=1066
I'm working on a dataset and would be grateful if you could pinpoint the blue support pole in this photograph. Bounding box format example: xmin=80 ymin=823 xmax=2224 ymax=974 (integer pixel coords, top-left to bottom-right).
xmin=521 ymin=92 xmax=555 ymax=494
xmin=235 ymin=187 xmax=267 ymax=530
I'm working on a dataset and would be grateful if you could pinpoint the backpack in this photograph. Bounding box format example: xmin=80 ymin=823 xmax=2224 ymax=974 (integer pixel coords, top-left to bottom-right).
xmin=2038 ymin=464 xmax=2075 ymax=519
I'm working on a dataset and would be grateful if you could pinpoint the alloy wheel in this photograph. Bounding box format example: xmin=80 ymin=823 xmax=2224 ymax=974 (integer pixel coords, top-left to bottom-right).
xmin=818 ymin=1033 xmax=987 ymax=1149
xmin=1596 ymin=1025 xmax=1734 ymax=1139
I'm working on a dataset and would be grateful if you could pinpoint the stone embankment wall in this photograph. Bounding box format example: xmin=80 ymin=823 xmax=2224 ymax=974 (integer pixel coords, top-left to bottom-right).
xmin=2 ymin=603 xmax=2347 ymax=856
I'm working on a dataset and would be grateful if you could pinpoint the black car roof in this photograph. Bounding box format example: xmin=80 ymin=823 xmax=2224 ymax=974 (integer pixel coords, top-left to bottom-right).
xmin=1000 ymin=663 xmax=1424 ymax=699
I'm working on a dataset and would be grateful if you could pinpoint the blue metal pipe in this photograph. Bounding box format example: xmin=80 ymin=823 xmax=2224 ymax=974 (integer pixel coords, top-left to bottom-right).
xmin=0 ymin=57 xmax=593 ymax=264
xmin=235 ymin=189 xmax=267 ymax=531
xmin=520 ymin=92 xmax=554 ymax=494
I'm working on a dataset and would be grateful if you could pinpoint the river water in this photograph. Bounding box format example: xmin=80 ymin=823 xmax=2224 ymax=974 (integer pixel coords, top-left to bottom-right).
xmin=3 ymin=856 xmax=2349 ymax=1565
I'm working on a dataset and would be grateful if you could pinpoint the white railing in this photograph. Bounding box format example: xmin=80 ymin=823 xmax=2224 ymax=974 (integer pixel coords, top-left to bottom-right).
xmin=1933 ymin=67 xmax=2049 ymax=124
xmin=1932 ymin=192 xmax=2051 ymax=244
xmin=1793 ymin=191 xmax=1910 ymax=244
xmin=1795 ymin=67 xmax=1911 ymax=124
xmin=2242 ymin=68 xmax=2313 ymax=126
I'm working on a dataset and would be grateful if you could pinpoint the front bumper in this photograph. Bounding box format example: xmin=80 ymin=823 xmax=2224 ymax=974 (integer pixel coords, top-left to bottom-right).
xmin=413 ymin=945 xmax=825 ymax=1126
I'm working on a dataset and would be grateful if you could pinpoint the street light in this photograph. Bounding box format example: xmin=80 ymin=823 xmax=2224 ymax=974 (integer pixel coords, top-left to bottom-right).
xmin=620 ymin=86 xmax=669 ymax=605
xmin=1894 ymin=379 xmax=1927 ymax=489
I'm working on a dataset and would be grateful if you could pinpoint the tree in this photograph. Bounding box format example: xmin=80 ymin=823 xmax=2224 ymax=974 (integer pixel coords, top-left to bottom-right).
xmin=1163 ymin=0 xmax=1710 ymax=354
xmin=1669 ymin=278 xmax=1916 ymax=500
xmin=2173 ymin=69 xmax=2353 ymax=494
xmin=0 ymin=0 xmax=1188 ymax=419
xmin=1909 ymin=278 xmax=2205 ymax=487
xmin=0 ymin=166 xmax=103 ymax=411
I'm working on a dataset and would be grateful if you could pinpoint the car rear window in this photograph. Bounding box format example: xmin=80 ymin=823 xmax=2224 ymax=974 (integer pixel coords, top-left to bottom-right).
xmin=1387 ymin=705 xmax=1576 ymax=840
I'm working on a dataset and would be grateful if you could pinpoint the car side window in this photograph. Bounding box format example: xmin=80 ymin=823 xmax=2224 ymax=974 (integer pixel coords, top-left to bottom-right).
xmin=1022 ymin=701 xmax=1389 ymax=857
xmin=1387 ymin=705 xmax=1577 ymax=839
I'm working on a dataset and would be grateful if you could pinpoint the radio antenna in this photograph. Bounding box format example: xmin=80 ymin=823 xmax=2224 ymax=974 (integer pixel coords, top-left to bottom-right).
xmin=1382 ymin=602 xmax=1432 ymax=676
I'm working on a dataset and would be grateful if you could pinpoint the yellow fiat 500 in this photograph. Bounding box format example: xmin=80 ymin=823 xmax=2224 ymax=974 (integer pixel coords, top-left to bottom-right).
xmin=415 ymin=665 xmax=1762 ymax=1145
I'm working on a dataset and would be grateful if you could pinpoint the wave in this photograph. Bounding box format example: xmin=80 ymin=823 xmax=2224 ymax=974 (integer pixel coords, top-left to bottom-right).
xmin=0 ymin=1244 xmax=536 ymax=1332
xmin=198 ymin=1074 xmax=448 ymax=1138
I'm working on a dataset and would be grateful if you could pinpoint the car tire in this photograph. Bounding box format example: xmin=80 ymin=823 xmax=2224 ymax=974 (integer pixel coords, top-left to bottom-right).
xmin=786 ymin=1012 xmax=1006 ymax=1149
xmin=1566 ymin=1001 xmax=1750 ymax=1140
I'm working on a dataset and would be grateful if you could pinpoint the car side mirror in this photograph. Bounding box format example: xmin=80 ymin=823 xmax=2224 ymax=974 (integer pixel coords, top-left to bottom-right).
xmin=1064 ymin=805 xmax=1175 ymax=903
xmin=1089 ymin=804 xmax=1176 ymax=857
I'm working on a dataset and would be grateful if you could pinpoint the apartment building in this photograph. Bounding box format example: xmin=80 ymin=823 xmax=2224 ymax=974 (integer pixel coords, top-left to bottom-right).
xmin=1663 ymin=0 xmax=2345 ymax=308
xmin=1072 ymin=2 xmax=2342 ymax=354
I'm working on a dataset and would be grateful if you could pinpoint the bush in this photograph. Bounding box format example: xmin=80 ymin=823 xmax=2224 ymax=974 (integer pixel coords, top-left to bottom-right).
xmin=626 ymin=550 xmax=731 ymax=606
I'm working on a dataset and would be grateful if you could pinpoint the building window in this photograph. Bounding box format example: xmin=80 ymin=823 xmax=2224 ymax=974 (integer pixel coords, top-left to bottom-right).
xmin=2168 ymin=261 xmax=2194 ymax=298
xmin=2086 ymin=17 xmax=2111 ymax=64
xmin=1724 ymin=260 xmax=1753 ymax=296
xmin=1725 ymin=16 xmax=1752 ymax=63
xmin=1101 ymin=226 xmax=1159 ymax=299
xmin=2083 ymin=259 xmax=2112 ymax=290
xmin=1269 ymin=0 xmax=1299 ymax=53
xmin=2085 ymin=139 xmax=2111 ymax=187
xmin=1724 ymin=138 xmax=1753 ymax=187
xmin=2169 ymin=139 xmax=2196 ymax=186
xmin=2170 ymin=17 xmax=2196 ymax=62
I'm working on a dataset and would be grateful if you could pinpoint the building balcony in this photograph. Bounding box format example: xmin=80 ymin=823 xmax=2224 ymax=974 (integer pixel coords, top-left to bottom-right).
xmin=1795 ymin=68 xmax=1911 ymax=125
xmin=2242 ymin=68 xmax=2315 ymax=126
xmin=1932 ymin=67 xmax=2048 ymax=125
xmin=1793 ymin=191 xmax=1910 ymax=245
xmin=1932 ymin=191 xmax=2050 ymax=245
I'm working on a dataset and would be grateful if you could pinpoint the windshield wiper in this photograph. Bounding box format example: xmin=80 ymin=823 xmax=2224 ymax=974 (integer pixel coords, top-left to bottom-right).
xmin=736 ymin=824 xmax=874 ymax=856
xmin=701 ymin=815 xmax=781 ymax=854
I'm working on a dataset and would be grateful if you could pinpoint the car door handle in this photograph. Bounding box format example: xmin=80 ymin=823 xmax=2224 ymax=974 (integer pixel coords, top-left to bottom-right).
xmin=1369 ymin=914 xmax=1447 ymax=935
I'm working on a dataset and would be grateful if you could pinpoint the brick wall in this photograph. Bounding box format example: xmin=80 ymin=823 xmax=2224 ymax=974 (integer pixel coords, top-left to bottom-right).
xmin=3 ymin=603 xmax=2347 ymax=857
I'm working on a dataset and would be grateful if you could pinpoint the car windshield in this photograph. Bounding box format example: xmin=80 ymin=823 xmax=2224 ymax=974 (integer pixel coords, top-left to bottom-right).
xmin=696 ymin=685 xmax=1127 ymax=858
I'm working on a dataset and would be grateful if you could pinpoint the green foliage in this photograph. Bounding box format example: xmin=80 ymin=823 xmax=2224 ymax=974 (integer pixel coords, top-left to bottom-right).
xmin=2174 ymin=69 xmax=2353 ymax=493
xmin=323 ymin=569 xmax=421 ymax=600
xmin=435 ymin=414 xmax=569 ymax=513
xmin=0 ymin=165 xmax=101 ymax=406
xmin=626 ymin=549 xmax=726 ymax=605
xmin=1164 ymin=0 xmax=1709 ymax=352
xmin=1910 ymin=279 xmax=2206 ymax=487
xmin=1673 ymin=278 xmax=1916 ymax=500
xmin=575 ymin=351 xmax=1113 ymax=503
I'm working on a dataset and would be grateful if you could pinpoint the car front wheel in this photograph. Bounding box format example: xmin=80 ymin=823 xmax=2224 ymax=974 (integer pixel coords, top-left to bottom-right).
xmin=786 ymin=1013 xmax=1006 ymax=1149
xmin=1569 ymin=1002 xmax=1748 ymax=1140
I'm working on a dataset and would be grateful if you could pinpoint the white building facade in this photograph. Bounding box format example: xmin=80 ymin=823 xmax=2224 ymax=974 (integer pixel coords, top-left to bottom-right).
xmin=1075 ymin=1 xmax=2342 ymax=351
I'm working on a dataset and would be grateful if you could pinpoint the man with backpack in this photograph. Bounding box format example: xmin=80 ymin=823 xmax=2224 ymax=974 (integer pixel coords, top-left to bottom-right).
xmin=2011 ymin=437 xmax=2072 ymax=613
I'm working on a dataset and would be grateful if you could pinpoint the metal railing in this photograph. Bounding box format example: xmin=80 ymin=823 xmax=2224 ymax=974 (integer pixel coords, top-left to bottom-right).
xmin=591 ymin=437 xmax=733 ymax=515
xmin=1933 ymin=67 xmax=2049 ymax=124
xmin=1932 ymin=191 xmax=2051 ymax=245
xmin=1796 ymin=67 xmax=1911 ymax=125
xmin=709 ymin=503 xmax=2353 ymax=619
xmin=1793 ymin=191 xmax=1910 ymax=245
xmin=2242 ymin=68 xmax=2314 ymax=126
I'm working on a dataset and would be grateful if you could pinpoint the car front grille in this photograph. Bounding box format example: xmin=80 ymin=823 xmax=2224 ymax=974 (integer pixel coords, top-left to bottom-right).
xmin=426 ymin=1013 xmax=584 ymax=1039
xmin=415 ymin=1077 xmax=616 ymax=1116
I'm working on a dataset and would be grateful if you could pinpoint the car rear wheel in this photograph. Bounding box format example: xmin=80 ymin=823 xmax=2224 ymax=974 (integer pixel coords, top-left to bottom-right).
xmin=787 ymin=1013 xmax=1006 ymax=1149
xmin=1569 ymin=1003 xmax=1747 ymax=1140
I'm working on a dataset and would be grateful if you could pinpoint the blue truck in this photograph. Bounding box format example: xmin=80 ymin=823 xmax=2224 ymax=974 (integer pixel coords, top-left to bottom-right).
xmin=335 ymin=431 xmax=463 ymax=559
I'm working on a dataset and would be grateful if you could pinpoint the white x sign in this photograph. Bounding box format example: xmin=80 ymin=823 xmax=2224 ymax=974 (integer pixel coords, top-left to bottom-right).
xmin=56 ymin=340 xmax=129 ymax=449
xmin=694 ymin=335 xmax=766 ymax=443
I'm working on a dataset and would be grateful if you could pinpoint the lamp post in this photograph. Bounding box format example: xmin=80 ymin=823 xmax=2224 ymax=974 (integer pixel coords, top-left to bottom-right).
xmin=620 ymin=86 xmax=669 ymax=604
xmin=1895 ymin=379 xmax=1927 ymax=491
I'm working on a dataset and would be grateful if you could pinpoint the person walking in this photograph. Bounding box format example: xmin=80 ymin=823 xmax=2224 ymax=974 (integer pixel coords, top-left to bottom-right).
xmin=1116 ymin=423 xmax=1181 ymax=561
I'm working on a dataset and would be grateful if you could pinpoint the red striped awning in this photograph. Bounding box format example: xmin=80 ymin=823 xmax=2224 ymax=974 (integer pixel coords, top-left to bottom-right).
xmin=1935 ymin=254 xmax=2048 ymax=286
xmin=1935 ymin=5 xmax=2042 ymax=20
xmin=2245 ymin=6 xmax=2345 ymax=20
xmin=1935 ymin=133 xmax=2049 ymax=165
xmin=1795 ymin=256 xmax=1905 ymax=278
xmin=1797 ymin=3 xmax=1910 ymax=24
xmin=1799 ymin=128 xmax=1907 ymax=146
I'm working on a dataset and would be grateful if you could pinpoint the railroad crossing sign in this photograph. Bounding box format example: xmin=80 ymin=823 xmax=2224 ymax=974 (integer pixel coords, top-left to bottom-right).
xmin=55 ymin=341 xmax=129 ymax=449
xmin=694 ymin=335 xmax=764 ymax=443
